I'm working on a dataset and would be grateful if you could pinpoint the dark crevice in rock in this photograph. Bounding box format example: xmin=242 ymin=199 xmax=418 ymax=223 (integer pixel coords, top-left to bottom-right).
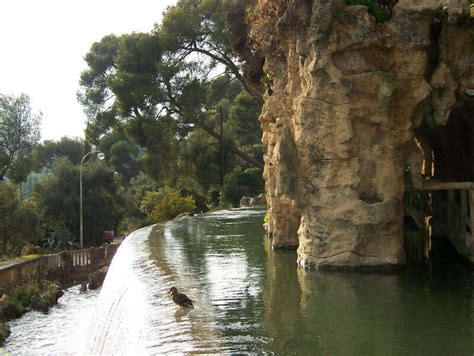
xmin=272 ymin=244 xmax=298 ymax=251
xmin=359 ymin=194 xmax=383 ymax=204
xmin=424 ymin=17 xmax=442 ymax=81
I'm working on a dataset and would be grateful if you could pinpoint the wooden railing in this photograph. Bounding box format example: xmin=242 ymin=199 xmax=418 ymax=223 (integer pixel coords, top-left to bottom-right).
xmin=405 ymin=181 xmax=474 ymax=261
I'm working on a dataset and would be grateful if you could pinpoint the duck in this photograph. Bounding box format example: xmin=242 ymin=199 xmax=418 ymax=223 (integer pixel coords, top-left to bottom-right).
xmin=168 ymin=286 xmax=194 ymax=308
xmin=79 ymin=282 xmax=87 ymax=293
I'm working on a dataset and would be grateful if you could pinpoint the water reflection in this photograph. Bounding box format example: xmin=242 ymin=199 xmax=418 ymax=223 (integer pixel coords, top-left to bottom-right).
xmin=6 ymin=208 xmax=472 ymax=354
xmin=264 ymin=251 xmax=473 ymax=354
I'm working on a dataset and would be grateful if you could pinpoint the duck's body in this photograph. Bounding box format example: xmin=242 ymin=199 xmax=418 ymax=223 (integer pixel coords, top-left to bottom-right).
xmin=168 ymin=287 xmax=194 ymax=308
xmin=80 ymin=282 xmax=87 ymax=293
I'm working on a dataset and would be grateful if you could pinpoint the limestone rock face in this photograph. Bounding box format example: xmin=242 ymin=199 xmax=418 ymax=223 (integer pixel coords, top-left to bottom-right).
xmin=260 ymin=0 xmax=474 ymax=268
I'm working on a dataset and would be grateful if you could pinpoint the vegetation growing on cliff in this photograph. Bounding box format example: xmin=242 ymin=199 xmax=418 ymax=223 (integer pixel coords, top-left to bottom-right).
xmin=344 ymin=0 xmax=395 ymax=22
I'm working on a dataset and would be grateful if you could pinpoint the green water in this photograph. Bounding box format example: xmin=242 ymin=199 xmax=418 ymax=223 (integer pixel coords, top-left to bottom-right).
xmin=9 ymin=208 xmax=471 ymax=354
xmin=146 ymin=208 xmax=473 ymax=354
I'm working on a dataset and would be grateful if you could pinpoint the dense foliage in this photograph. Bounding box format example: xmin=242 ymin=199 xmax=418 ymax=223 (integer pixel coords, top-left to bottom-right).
xmin=77 ymin=0 xmax=266 ymax=216
xmin=0 ymin=183 xmax=41 ymax=256
xmin=0 ymin=94 xmax=41 ymax=182
xmin=34 ymin=158 xmax=122 ymax=246
xmin=140 ymin=187 xmax=196 ymax=222
xmin=0 ymin=0 xmax=267 ymax=257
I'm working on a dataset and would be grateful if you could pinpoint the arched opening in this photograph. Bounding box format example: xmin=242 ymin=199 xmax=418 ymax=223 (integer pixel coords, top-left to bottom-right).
xmin=405 ymin=98 xmax=474 ymax=267
xmin=430 ymin=235 xmax=459 ymax=266
xmin=417 ymin=99 xmax=474 ymax=182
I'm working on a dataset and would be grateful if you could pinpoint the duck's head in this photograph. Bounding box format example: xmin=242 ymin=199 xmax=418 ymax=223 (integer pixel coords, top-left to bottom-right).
xmin=168 ymin=286 xmax=178 ymax=295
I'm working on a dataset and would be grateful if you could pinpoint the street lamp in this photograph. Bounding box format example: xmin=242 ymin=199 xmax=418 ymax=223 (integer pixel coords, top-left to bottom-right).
xmin=80 ymin=150 xmax=105 ymax=249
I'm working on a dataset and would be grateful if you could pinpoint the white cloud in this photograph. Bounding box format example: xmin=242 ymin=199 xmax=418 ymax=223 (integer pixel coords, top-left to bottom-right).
xmin=0 ymin=0 xmax=176 ymax=141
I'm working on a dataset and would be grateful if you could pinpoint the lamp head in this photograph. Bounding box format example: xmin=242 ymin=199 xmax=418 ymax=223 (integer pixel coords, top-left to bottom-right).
xmin=97 ymin=152 xmax=105 ymax=160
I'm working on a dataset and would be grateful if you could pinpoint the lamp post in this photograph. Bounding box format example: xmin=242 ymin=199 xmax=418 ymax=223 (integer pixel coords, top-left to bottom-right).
xmin=80 ymin=150 xmax=105 ymax=249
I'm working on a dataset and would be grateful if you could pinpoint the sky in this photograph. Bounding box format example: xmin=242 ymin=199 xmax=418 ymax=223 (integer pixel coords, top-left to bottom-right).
xmin=0 ymin=0 xmax=177 ymax=141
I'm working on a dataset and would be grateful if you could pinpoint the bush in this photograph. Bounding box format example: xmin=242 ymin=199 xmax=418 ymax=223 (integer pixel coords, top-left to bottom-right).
xmin=222 ymin=168 xmax=241 ymax=207
xmin=237 ymin=167 xmax=264 ymax=195
xmin=140 ymin=187 xmax=196 ymax=222
xmin=343 ymin=0 xmax=392 ymax=22
xmin=0 ymin=184 xmax=42 ymax=256
xmin=42 ymin=225 xmax=78 ymax=250
xmin=0 ymin=322 xmax=10 ymax=344
xmin=222 ymin=167 xmax=264 ymax=207
xmin=12 ymin=284 xmax=40 ymax=309
xmin=21 ymin=243 xmax=42 ymax=256
xmin=117 ymin=216 xmax=153 ymax=235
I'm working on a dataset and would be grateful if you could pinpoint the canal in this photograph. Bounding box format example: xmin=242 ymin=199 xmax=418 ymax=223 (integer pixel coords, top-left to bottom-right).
xmin=5 ymin=208 xmax=474 ymax=354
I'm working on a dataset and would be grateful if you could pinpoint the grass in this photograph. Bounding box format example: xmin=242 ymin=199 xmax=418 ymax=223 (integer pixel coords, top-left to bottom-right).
xmin=0 ymin=254 xmax=44 ymax=268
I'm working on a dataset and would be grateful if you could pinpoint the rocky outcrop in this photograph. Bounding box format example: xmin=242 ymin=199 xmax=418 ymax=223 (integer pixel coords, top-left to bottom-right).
xmin=88 ymin=266 xmax=109 ymax=290
xmin=239 ymin=193 xmax=267 ymax=207
xmin=258 ymin=0 xmax=474 ymax=268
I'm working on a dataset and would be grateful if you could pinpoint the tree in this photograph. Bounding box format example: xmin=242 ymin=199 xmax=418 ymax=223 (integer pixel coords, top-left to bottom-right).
xmin=34 ymin=158 xmax=122 ymax=246
xmin=34 ymin=137 xmax=86 ymax=169
xmin=0 ymin=93 xmax=41 ymax=182
xmin=0 ymin=183 xmax=42 ymax=256
xmin=79 ymin=30 xmax=263 ymax=172
xmin=96 ymin=130 xmax=142 ymax=184
xmin=228 ymin=91 xmax=262 ymax=146
xmin=158 ymin=0 xmax=264 ymax=103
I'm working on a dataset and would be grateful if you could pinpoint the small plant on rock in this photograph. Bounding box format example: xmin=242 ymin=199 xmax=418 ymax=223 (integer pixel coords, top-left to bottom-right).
xmin=42 ymin=224 xmax=78 ymax=250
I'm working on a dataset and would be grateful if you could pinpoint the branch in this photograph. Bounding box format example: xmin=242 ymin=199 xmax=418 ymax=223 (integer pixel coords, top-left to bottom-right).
xmin=190 ymin=44 xmax=264 ymax=105
xmin=195 ymin=121 xmax=263 ymax=169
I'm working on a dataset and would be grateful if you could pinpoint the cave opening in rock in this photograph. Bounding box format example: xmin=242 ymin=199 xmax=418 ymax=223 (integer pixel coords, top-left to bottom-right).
xmin=404 ymin=98 xmax=473 ymax=266
xmin=418 ymin=99 xmax=474 ymax=182
xmin=429 ymin=234 xmax=461 ymax=266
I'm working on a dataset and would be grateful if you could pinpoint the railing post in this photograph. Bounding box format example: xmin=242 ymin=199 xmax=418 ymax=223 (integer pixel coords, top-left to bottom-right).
xmin=461 ymin=189 xmax=468 ymax=223
xmin=470 ymin=189 xmax=474 ymax=241
xmin=448 ymin=189 xmax=455 ymax=224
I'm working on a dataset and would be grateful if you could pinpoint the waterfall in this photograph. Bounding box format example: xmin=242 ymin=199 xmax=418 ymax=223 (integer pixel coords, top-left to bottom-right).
xmin=84 ymin=219 xmax=225 ymax=354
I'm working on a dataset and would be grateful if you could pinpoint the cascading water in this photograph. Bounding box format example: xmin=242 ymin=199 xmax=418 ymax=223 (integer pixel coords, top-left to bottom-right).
xmin=5 ymin=207 xmax=474 ymax=354
xmin=85 ymin=208 xmax=269 ymax=354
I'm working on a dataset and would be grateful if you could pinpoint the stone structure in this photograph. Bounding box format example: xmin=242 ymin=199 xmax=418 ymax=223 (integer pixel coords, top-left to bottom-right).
xmin=0 ymin=244 xmax=120 ymax=289
xmin=239 ymin=193 xmax=267 ymax=207
xmin=259 ymin=0 xmax=474 ymax=268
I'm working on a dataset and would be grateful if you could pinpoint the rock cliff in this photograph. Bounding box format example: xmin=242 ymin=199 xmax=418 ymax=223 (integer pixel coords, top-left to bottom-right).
xmin=257 ymin=0 xmax=474 ymax=268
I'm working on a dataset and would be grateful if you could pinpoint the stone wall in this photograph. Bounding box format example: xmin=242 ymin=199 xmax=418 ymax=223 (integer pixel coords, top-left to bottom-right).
xmin=259 ymin=0 xmax=474 ymax=268
xmin=0 ymin=244 xmax=120 ymax=289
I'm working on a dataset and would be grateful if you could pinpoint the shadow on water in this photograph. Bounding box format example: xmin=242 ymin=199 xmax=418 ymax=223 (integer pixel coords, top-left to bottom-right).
xmin=5 ymin=207 xmax=472 ymax=354
xmin=63 ymin=208 xmax=474 ymax=354
xmin=264 ymin=248 xmax=473 ymax=355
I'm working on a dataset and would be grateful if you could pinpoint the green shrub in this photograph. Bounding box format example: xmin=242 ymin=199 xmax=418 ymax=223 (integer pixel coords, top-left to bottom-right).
xmin=21 ymin=243 xmax=42 ymax=256
xmin=344 ymin=0 xmax=392 ymax=22
xmin=222 ymin=168 xmax=241 ymax=207
xmin=140 ymin=187 xmax=196 ymax=222
xmin=42 ymin=224 xmax=78 ymax=250
xmin=238 ymin=167 xmax=264 ymax=195
xmin=117 ymin=216 xmax=153 ymax=235
xmin=222 ymin=167 xmax=264 ymax=207
xmin=12 ymin=284 xmax=39 ymax=308
xmin=139 ymin=191 xmax=161 ymax=217
xmin=0 ymin=322 xmax=10 ymax=344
